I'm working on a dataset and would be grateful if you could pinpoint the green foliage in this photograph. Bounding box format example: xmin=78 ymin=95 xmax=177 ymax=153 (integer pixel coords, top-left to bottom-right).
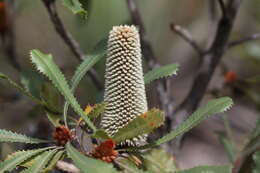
xmin=63 ymin=49 xmax=106 ymax=126
xmin=62 ymin=0 xmax=87 ymax=18
xmin=87 ymin=102 xmax=107 ymax=120
xmin=21 ymin=149 xmax=58 ymax=173
xmin=176 ymin=165 xmax=232 ymax=173
xmin=0 ymin=129 xmax=48 ymax=144
xmin=217 ymin=132 xmax=236 ymax=163
xmin=153 ymin=97 xmax=233 ymax=147
xmin=41 ymin=83 xmax=62 ymax=127
xmin=113 ymin=109 xmax=165 ymax=143
xmin=20 ymin=69 xmax=45 ymax=99
xmin=30 ymin=49 xmax=96 ymax=132
xmin=144 ymin=149 xmax=178 ymax=172
xmin=0 ymin=147 xmax=52 ymax=173
xmin=66 ymin=142 xmax=119 ymax=173
xmin=144 ymin=63 xmax=179 ymax=84
xmin=249 ymin=118 xmax=260 ymax=144
xmin=0 ymin=72 xmax=43 ymax=105
xmin=42 ymin=150 xmax=64 ymax=173
xmin=253 ymin=151 xmax=260 ymax=173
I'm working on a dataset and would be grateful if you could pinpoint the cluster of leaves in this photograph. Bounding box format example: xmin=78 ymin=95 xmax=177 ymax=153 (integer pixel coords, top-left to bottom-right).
xmin=0 ymin=47 xmax=233 ymax=172
xmin=0 ymin=1 xmax=235 ymax=173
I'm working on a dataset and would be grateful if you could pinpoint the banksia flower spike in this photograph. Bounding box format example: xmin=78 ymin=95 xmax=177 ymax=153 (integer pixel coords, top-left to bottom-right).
xmin=101 ymin=25 xmax=148 ymax=146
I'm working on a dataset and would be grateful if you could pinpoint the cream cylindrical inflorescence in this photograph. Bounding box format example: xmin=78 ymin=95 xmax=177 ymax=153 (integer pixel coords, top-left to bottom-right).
xmin=101 ymin=25 xmax=148 ymax=146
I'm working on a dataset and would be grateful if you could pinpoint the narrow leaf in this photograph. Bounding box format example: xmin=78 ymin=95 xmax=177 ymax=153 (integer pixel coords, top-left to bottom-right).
xmin=0 ymin=129 xmax=48 ymax=144
xmin=217 ymin=132 xmax=236 ymax=163
xmin=0 ymin=72 xmax=43 ymax=105
xmin=62 ymin=0 xmax=87 ymax=18
xmin=66 ymin=143 xmax=119 ymax=173
xmin=0 ymin=147 xmax=53 ymax=172
xmin=42 ymin=150 xmax=64 ymax=173
xmin=154 ymin=97 xmax=233 ymax=146
xmin=63 ymin=49 xmax=105 ymax=126
xmin=21 ymin=149 xmax=58 ymax=173
xmin=30 ymin=49 xmax=96 ymax=132
xmin=144 ymin=64 xmax=179 ymax=84
xmin=113 ymin=109 xmax=165 ymax=143
xmin=176 ymin=165 xmax=232 ymax=173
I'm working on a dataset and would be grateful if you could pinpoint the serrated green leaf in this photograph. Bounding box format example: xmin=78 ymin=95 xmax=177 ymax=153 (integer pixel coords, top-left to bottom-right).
xmin=42 ymin=150 xmax=64 ymax=173
xmin=144 ymin=64 xmax=179 ymax=84
xmin=21 ymin=149 xmax=58 ymax=173
xmin=0 ymin=72 xmax=43 ymax=105
xmin=62 ymin=0 xmax=87 ymax=18
xmin=253 ymin=151 xmax=260 ymax=173
xmin=113 ymin=109 xmax=165 ymax=143
xmin=176 ymin=165 xmax=232 ymax=173
xmin=128 ymin=97 xmax=233 ymax=151
xmin=153 ymin=97 xmax=233 ymax=147
xmin=63 ymin=49 xmax=106 ymax=126
xmin=0 ymin=129 xmax=48 ymax=144
xmin=0 ymin=147 xmax=53 ymax=173
xmin=144 ymin=149 xmax=178 ymax=173
xmin=66 ymin=142 xmax=119 ymax=173
xmin=30 ymin=49 xmax=96 ymax=132
xmin=217 ymin=132 xmax=236 ymax=163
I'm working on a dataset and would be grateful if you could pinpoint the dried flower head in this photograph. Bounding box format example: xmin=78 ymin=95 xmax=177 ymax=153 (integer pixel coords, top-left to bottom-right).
xmin=91 ymin=139 xmax=118 ymax=163
xmin=101 ymin=25 xmax=148 ymax=146
xmin=52 ymin=125 xmax=73 ymax=146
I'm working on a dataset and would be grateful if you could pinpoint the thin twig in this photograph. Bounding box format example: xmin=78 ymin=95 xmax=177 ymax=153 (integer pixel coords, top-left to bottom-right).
xmin=170 ymin=23 xmax=205 ymax=56
xmin=228 ymin=33 xmax=260 ymax=48
xmin=56 ymin=160 xmax=80 ymax=173
xmin=41 ymin=0 xmax=103 ymax=90
xmin=126 ymin=0 xmax=175 ymax=120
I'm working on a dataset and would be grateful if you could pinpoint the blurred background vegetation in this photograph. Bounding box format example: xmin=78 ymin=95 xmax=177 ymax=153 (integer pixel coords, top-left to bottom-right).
xmin=1 ymin=0 xmax=260 ymax=169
